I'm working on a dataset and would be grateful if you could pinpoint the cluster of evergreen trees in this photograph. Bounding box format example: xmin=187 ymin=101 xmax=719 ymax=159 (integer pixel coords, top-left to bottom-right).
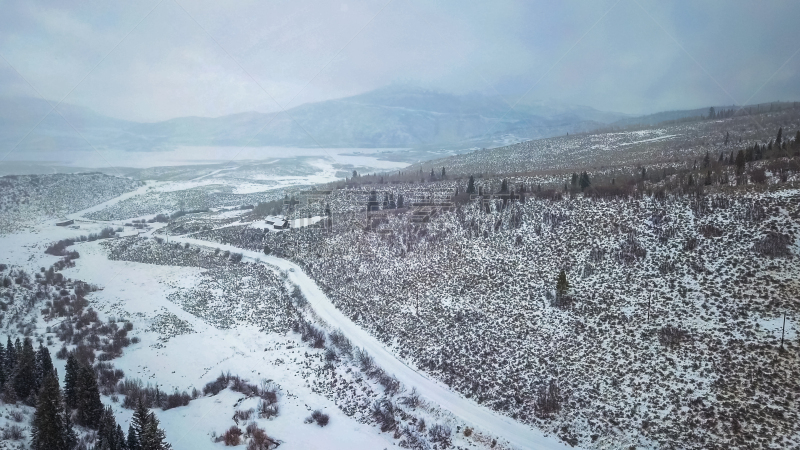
xmin=1 ymin=336 xmax=54 ymax=404
xmin=1 ymin=337 xmax=170 ymax=450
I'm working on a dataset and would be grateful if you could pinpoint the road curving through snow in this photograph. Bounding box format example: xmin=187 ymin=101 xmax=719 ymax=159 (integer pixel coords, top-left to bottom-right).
xmin=168 ymin=236 xmax=570 ymax=450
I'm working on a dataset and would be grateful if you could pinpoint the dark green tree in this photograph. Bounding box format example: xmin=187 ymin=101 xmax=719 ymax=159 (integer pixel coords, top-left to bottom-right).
xmin=735 ymin=149 xmax=746 ymax=175
xmin=0 ymin=340 xmax=5 ymax=388
xmin=64 ymin=354 xmax=80 ymax=409
xmin=708 ymin=106 xmax=715 ymax=119
xmin=396 ymin=194 xmax=404 ymax=209
xmin=35 ymin=344 xmax=53 ymax=395
xmin=127 ymin=424 xmax=140 ymax=450
xmin=500 ymin=179 xmax=508 ymax=193
xmin=466 ymin=175 xmax=476 ymax=194
xmin=441 ymin=167 xmax=446 ymax=178
xmin=579 ymin=172 xmax=591 ymax=191
xmin=142 ymin=412 xmax=168 ymax=450
xmin=96 ymin=405 xmax=121 ymax=450
xmin=76 ymin=365 xmax=103 ymax=428
xmin=31 ymin=372 xmax=71 ymax=450
xmin=776 ymin=127 xmax=783 ymax=147
xmin=556 ymin=270 xmax=569 ymax=298
xmin=703 ymin=151 xmax=710 ymax=168
xmin=14 ymin=337 xmax=36 ymax=402
xmin=724 ymin=131 xmax=729 ymax=145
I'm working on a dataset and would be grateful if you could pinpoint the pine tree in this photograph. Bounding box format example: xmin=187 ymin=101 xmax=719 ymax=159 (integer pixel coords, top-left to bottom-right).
xmin=31 ymin=372 xmax=70 ymax=450
xmin=441 ymin=167 xmax=446 ymax=178
xmin=132 ymin=400 xmax=150 ymax=440
xmin=687 ymin=174 xmax=695 ymax=186
xmin=579 ymin=172 xmax=591 ymax=191
xmin=14 ymin=337 xmax=36 ymax=402
xmin=776 ymin=127 xmax=783 ymax=147
xmin=396 ymin=194 xmax=404 ymax=209
xmin=556 ymin=270 xmax=569 ymax=297
xmin=96 ymin=405 xmax=119 ymax=450
xmin=708 ymin=106 xmax=715 ymax=119
xmin=0 ymin=339 xmax=5 ymax=388
xmin=140 ymin=412 xmax=168 ymax=450
xmin=466 ymin=175 xmax=475 ymax=194
xmin=735 ymin=149 xmax=746 ymax=175
xmin=76 ymin=365 xmax=103 ymax=428
xmin=4 ymin=336 xmax=16 ymax=386
xmin=127 ymin=424 xmax=140 ymax=450
xmin=116 ymin=424 xmax=128 ymax=450
xmin=703 ymin=151 xmax=710 ymax=168
xmin=724 ymin=131 xmax=729 ymax=145
xmin=35 ymin=344 xmax=53 ymax=395
xmin=705 ymin=170 xmax=712 ymax=186
xmin=64 ymin=354 xmax=80 ymax=409
xmin=500 ymin=179 xmax=508 ymax=193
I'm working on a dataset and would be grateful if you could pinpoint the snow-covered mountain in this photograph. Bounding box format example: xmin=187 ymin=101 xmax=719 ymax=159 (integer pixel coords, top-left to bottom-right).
xmin=0 ymin=86 xmax=630 ymax=153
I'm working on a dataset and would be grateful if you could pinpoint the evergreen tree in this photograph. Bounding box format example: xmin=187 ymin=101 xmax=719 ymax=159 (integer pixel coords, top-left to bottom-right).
xmin=579 ymin=172 xmax=591 ymax=191
xmin=396 ymin=194 xmax=404 ymax=209
xmin=116 ymin=424 xmax=128 ymax=450
xmin=500 ymin=179 xmax=508 ymax=193
xmin=708 ymin=106 xmax=715 ymax=119
xmin=776 ymin=127 xmax=783 ymax=147
xmin=641 ymin=167 xmax=647 ymax=181
xmin=0 ymin=339 xmax=5 ymax=388
xmin=5 ymin=336 xmax=17 ymax=378
xmin=441 ymin=167 xmax=446 ymax=178
xmin=352 ymin=170 xmax=358 ymax=178
xmin=96 ymin=405 xmax=119 ymax=450
xmin=35 ymin=344 xmax=53 ymax=395
xmin=556 ymin=270 xmax=569 ymax=297
xmin=14 ymin=337 xmax=36 ymax=402
xmin=718 ymin=152 xmax=724 ymax=162
xmin=132 ymin=400 xmax=150 ymax=440
xmin=76 ymin=365 xmax=103 ymax=428
xmin=140 ymin=412 xmax=168 ymax=450
xmin=570 ymin=173 xmax=578 ymax=188
xmin=127 ymin=424 xmax=140 ymax=450
xmin=466 ymin=175 xmax=475 ymax=194
xmin=724 ymin=131 xmax=729 ymax=145
xmin=705 ymin=170 xmax=712 ymax=186
xmin=64 ymin=354 xmax=80 ymax=409
xmin=687 ymin=174 xmax=695 ymax=186
xmin=703 ymin=151 xmax=710 ymax=168
xmin=31 ymin=372 xmax=71 ymax=450
xmin=735 ymin=149 xmax=746 ymax=175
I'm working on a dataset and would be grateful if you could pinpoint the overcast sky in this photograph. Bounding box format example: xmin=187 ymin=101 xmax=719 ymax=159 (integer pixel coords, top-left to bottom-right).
xmin=1 ymin=0 xmax=799 ymax=122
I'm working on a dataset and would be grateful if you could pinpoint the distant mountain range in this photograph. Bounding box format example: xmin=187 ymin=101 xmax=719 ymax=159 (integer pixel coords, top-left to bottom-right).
xmin=1 ymin=86 xmax=635 ymax=153
xmin=4 ymin=86 xmax=781 ymax=156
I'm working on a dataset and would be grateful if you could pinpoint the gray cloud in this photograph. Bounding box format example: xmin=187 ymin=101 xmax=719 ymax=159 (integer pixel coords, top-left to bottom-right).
xmin=1 ymin=0 xmax=798 ymax=121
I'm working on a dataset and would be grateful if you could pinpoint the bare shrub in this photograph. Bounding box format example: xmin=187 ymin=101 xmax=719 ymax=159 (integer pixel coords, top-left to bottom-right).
xmin=2 ymin=425 xmax=25 ymax=440
xmin=246 ymin=423 xmax=280 ymax=450
xmin=220 ymin=426 xmax=243 ymax=446
xmin=258 ymin=400 xmax=279 ymax=419
xmin=753 ymin=231 xmax=792 ymax=257
xmin=235 ymin=408 xmax=254 ymax=422
xmin=372 ymin=398 xmax=397 ymax=432
xmin=534 ymin=379 xmax=561 ymax=418
xmin=658 ymin=325 xmax=689 ymax=348
xmin=310 ymin=410 xmax=329 ymax=427
xmin=399 ymin=387 xmax=421 ymax=408
xmin=428 ymin=424 xmax=452 ymax=446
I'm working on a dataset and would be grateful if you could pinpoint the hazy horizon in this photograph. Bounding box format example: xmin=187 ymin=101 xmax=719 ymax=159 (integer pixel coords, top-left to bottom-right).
xmin=2 ymin=0 xmax=799 ymax=123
